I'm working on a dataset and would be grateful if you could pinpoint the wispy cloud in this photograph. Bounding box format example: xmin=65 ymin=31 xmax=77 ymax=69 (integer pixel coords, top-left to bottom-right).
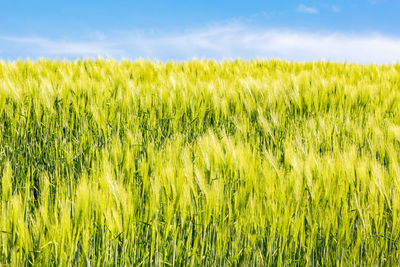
xmin=0 ymin=36 xmax=123 ymax=56
xmin=1 ymin=23 xmax=400 ymax=64
xmin=331 ymin=5 xmax=340 ymax=13
xmin=297 ymin=4 xmax=318 ymax=14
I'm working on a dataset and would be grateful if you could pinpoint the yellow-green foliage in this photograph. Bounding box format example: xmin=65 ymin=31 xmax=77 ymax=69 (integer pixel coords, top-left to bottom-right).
xmin=1 ymin=59 xmax=400 ymax=265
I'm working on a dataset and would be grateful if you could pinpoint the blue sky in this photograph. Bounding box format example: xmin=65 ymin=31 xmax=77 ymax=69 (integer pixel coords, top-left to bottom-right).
xmin=1 ymin=0 xmax=400 ymax=63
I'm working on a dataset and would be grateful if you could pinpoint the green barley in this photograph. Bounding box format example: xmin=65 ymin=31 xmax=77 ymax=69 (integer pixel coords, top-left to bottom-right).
xmin=0 ymin=59 xmax=400 ymax=265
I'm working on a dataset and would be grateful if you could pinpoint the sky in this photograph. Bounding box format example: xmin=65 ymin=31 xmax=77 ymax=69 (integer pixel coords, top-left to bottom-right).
xmin=1 ymin=0 xmax=400 ymax=63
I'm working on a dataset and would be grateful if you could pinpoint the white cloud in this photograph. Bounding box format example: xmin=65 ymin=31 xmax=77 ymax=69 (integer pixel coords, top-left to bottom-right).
xmin=297 ymin=4 xmax=318 ymax=14
xmin=0 ymin=36 xmax=123 ymax=57
xmin=1 ymin=24 xmax=400 ymax=64
xmin=331 ymin=5 xmax=340 ymax=13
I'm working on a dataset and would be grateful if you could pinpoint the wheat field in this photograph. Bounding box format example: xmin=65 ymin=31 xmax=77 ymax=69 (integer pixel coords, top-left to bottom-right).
xmin=1 ymin=59 xmax=400 ymax=265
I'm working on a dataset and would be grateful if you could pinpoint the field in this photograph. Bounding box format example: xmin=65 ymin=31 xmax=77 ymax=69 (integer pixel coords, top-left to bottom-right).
xmin=1 ymin=59 xmax=400 ymax=265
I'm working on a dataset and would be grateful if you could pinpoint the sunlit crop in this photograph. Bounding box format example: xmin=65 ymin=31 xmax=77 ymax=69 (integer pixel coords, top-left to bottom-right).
xmin=1 ymin=59 xmax=400 ymax=265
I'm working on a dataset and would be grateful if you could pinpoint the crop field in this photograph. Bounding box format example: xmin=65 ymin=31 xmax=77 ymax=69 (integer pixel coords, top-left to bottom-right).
xmin=1 ymin=59 xmax=400 ymax=265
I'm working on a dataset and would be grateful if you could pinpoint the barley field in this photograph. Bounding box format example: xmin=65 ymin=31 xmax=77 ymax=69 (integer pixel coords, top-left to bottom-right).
xmin=1 ymin=59 xmax=400 ymax=265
